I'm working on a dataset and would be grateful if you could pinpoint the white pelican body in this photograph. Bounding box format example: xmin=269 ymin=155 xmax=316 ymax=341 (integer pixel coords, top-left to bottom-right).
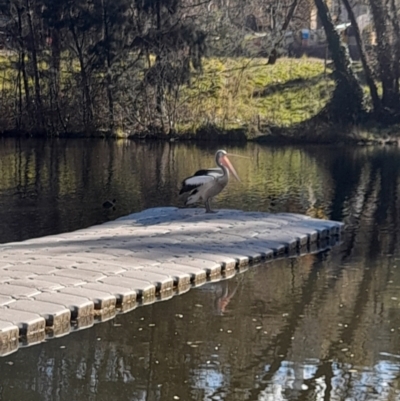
xmin=179 ymin=150 xmax=240 ymax=213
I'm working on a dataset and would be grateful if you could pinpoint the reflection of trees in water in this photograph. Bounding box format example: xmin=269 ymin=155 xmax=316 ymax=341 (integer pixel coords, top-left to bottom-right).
xmin=244 ymin=146 xmax=400 ymax=400
xmin=317 ymin=147 xmax=400 ymax=259
xmin=4 ymin=251 xmax=399 ymax=400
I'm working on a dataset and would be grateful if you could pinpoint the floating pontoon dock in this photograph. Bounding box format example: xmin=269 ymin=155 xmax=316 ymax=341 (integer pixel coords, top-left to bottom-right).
xmin=0 ymin=207 xmax=343 ymax=355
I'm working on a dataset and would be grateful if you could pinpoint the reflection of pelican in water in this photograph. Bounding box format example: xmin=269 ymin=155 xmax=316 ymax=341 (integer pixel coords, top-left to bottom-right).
xmin=213 ymin=279 xmax=240 ymax=315
xmin=306 ymin=184 xmax=327 ymax=219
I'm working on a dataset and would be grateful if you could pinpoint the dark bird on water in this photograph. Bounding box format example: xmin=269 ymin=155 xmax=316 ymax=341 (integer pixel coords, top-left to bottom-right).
xmin=179 ymin=150 xmax=241 ymax=213
xmin=103 ymin=199 xmax=116 ymax=209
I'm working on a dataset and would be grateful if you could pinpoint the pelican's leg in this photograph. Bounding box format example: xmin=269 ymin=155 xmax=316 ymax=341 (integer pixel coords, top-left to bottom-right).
xmin=205 ymin=199 xmax=216 ymax=213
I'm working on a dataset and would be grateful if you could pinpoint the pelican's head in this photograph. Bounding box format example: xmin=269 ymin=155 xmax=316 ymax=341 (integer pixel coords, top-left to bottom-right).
xmin=215 ymin=149 xmax=227 ymax=164
xmin=215 ymin=149 xmax=240 ymax=181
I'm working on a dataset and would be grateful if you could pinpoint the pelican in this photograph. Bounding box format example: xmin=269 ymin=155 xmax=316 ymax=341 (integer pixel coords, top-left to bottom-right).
xmin=179 ymin=150 xmax=240 ymax=213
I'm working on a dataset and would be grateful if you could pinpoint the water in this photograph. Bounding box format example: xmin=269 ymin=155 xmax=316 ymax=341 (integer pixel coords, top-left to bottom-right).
xmin=1 ymin=138 xmax=400 ymax=400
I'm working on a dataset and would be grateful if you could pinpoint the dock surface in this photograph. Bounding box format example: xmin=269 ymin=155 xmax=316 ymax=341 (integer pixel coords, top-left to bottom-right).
xmin=0 ymin=207 xmax=343 ymax=355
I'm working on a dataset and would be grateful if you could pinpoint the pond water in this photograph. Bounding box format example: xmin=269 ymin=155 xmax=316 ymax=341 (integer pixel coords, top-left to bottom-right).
xmin=1 ymin=138 xmax=400 ymax=400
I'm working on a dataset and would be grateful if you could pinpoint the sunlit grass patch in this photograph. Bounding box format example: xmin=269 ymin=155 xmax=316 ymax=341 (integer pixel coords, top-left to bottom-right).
xmin=0 ymin=52 xmax=337 ymax=136
xmin=0 ymin=52 xmax=18 ymax=90
xmin=178 ymin=57 xmax=335 ymax=133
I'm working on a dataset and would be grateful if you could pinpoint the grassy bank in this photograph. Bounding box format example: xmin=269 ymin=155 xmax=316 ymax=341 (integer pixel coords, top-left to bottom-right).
xmin=0 ymin=52 xmax=397 ymax=145
xmin=157 ymin=56 xmax=400 ymax=145
xmin=0 ymin=53 xmax=336 ymax=139
xmin=177 ymin=57 xmax=335 ymax=137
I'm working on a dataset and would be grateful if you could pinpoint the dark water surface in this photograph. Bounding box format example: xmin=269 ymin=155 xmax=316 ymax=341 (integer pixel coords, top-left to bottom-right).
xmin=1 ymin=138 xmax=400 ymax=400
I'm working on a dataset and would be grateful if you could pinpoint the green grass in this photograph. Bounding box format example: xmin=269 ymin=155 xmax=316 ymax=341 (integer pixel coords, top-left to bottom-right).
xmin=0 ymin=53 xmax=18 ymax=90
xmin=0 ymin=51 xmax=337 ymax=137
xmin=177 ymin=57 xmax=335 ymax=134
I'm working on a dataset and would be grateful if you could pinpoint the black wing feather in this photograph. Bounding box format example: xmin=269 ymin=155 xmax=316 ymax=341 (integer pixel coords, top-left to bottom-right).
xmin=179 ymin=185 xmax=199 ymax=195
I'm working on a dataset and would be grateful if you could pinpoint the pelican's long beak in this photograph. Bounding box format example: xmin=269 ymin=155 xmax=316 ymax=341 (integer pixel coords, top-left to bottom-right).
xmin=226 ymin=153 xmax=249 ymax=159
xmin=222 ymin=155 xmax=241 ymax=182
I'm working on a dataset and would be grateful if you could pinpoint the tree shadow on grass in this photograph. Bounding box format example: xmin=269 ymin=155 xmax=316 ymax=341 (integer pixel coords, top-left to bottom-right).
xmin=253 ymin=72 xmax=333 ymax=98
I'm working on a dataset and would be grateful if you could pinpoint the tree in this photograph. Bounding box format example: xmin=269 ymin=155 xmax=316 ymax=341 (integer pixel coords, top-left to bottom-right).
xmin=314 ymin=0 xmax=364 ymax=123
xmin=268 ymin=0 xmax=302 ymax=64
xmin=370 ymin=0 xmax=400 ymax=114
xmin=341 ymin=0 xmax=381 ymax=116
xmin=41 ymin=0 xmax=65 ymax=131
xmin=88 ymin=0 xmax=133 ymax=132
xmin=128 ymin=0 xmax=207 ymax=133
xmin=369 ymin=0 xmax=399 ymax=111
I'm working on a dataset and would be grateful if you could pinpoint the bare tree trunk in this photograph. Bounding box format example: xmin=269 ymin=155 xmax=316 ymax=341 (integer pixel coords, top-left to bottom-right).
xmin=389 ymin=0 xmax=400 ymax=95
xmin=314 ymin=0 xmax=364 ymax=122
xmin=16 ymin=7 xmax=32 ymax=126
xmin=15 ymin=63 xmax=22 ymax=128
xmin=369 ymin=0 xmax=398 ymax=109
xmin=268 ymin=0 xmax=301 ymax=65
xmin=70 ymin=23 xmax=93 ymax=127
xmin=102 ymin=0 xmax=114 ymax=133
xmin=341 ymin=0 xmax=381 ymax=115
xmin=50 ymin=27 xmax=61 ymax=96
xmin=25 ymin=0 xmax=45 ymax=131
xmin=155 ymin=0 xmax=166 ymax=133
xmin=50 ymin=23 xmax=61 ymax=116
xmin=49 ymin=27 xmax=67 ymax=133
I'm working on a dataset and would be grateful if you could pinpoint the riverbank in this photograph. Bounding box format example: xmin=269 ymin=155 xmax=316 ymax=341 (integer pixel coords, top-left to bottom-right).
xmin=2 ymin=120 xmax=400 ymax=145
xmin=0 ymin=55 xmax=399 ymax=145
xmin=0 ymin=56 xmax=332 ymax=138
xmin=127 ymin=122 xmax=400 ymax=145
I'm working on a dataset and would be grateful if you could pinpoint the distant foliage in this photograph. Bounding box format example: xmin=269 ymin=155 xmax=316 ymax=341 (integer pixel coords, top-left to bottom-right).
xmin=0 ymin=0 xmax=398 ymax=135
xmin=0 ymin=0 xmax=208 ymax=134
xmin=0 ymin=0 xmax=311 ymax=135
xmin=316 ymin=0 xmax=400 ymax=122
